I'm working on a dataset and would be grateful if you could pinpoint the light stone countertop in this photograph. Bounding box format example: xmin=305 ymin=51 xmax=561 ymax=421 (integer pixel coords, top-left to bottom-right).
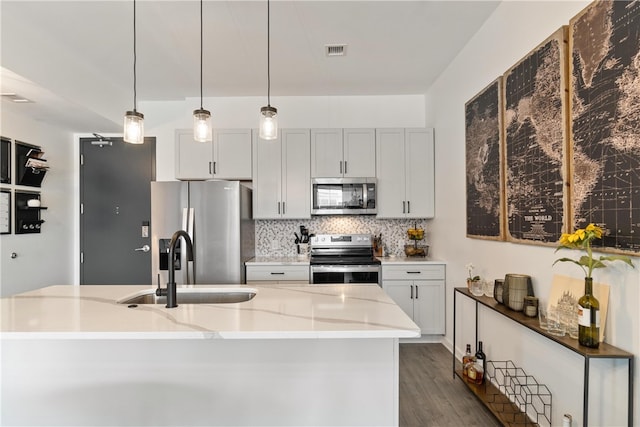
xmin=0 ymin=284 xmax=420 ymax=340
xmin=377 ymin=256 xmax=446 ymax=264
xmin=246 ymin=256 xmax=310 ymax=265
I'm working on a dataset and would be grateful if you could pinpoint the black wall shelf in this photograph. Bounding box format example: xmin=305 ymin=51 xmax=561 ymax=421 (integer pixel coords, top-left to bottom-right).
xmin=15 ymin=141 xmax=47 ymax=187
xmin=15 ymin=191 xmax=44 ymax=234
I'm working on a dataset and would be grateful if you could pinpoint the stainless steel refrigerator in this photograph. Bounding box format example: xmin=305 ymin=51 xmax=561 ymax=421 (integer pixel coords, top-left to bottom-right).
xmin=151 ymin=180 xmax=254 ymax=286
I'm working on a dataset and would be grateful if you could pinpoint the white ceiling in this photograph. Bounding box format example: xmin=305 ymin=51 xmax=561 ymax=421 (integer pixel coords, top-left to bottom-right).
xmin=1 ymin=0 xmax=499 ymax=133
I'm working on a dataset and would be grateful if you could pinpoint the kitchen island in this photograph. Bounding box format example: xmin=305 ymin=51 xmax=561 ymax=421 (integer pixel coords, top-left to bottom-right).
xmin=1 ymin=284 xmax=419 ymax=426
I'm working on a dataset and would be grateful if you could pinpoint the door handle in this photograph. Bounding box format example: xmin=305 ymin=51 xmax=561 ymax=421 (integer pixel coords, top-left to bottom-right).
xmin=415 ymin=285 xmax=418 ymax=299
xmin=403 ymin=201 xmax=406 ymax=214
xmin=407 ymin=200 xmax=410 ymax=213
xmin=135 ymin=244 xmax=150 ymax=253
xmin=344 ymin=161 xmax=347 ymax=174
xmin=410 ymin=285 xmax=414 ymax=299
xmin=339 ymin=161 xmax=343 ymax=174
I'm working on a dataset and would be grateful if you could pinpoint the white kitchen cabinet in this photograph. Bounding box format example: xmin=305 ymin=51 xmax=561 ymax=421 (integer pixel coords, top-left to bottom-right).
xmin=252 ymin=129 xmax=311 ymax=219
xmin=246 ymin=265 xmax=309 ymax=284
xmin=175 ymin=129 xmax=252 ymax=180
xmin=311 ymin=128 xmax=376 ymax=178
xmin=376 ymin=128 xmax=435 ymax=218
xmin=382 ymin=263 xmax=445 ymax=334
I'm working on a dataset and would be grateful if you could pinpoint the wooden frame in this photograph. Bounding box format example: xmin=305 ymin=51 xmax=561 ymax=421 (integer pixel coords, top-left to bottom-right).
xmin=503 ymin=27 xmax=570 ymax=246
xmin=568 ymin=1 xmax=640 ymax=255
xmin=1 ymin=137 xmax=10 ymax=184
xmin=1 ymin=189 xmax=11 ymax=234
xmin=465 ymin=77 xmax=505 ymax=241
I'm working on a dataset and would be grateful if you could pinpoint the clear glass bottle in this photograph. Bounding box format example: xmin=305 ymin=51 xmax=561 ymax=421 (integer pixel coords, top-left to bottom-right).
xmin=578 ymin=277 xmax=600 ymax=348
xmin=462 ymin=344 xmax=473 ymax=377
xmin=474 ymin=341 xmax=486 ymax=383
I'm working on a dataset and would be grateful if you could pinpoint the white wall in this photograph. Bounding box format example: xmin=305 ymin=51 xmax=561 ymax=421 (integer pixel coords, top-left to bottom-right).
xmin=426 ymin=1 xmax=639 ymax=425
xmin=0 ymin=109 xmax=75 ymax=296
xmin=140 ymin=95 xmax=426 ymax=181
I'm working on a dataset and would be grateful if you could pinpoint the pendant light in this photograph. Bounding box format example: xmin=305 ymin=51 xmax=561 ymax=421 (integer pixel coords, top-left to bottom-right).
xmin=124 ymin=0 xmax=144 ymax=144
xmin=259 ymin=0 xmax=278 ymax=140
xmin=193 ymin=0 xmax=212 ymax=142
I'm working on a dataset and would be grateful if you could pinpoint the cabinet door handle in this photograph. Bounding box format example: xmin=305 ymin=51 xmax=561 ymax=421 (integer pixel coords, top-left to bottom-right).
xmin=209 ymin=161 xmax=213 ymax=175
xmin=339 ymin=161 xmax=343 ymax=174
xmin=277 ymin=202 xmax=281 ymax=214
xmin=415 ymin=285 xmax=419 ymax=299
xmin=402 ymin=201 xmax=406 ymax=214
xmin=270 ymin=272 xmax=285 ymax=275
xmin=410 ymin=285 xmax=414 ymax=299
xmin=282 ymin=202 xmax=285 ymax=215
xmin=213 ymin=161 xmax=217 ymax=175
xmin=344 ymin=161 xmax=347 ymax=174
xmin=406 ymin=271 xmax=421 ymax=274
xmin=407 ymin=200 xmax=410 ymax=213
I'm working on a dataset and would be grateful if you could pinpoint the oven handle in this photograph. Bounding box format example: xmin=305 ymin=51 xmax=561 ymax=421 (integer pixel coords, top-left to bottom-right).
xmin=310 ymin=265 xmax=381 ymax=274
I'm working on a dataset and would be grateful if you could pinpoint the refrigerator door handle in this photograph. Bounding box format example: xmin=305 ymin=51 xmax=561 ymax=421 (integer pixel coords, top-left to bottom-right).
xmin=187 ymin=208 xmax=195 ymax=284
xmin=187 ymin=208 xmax=195 ymax=240
xmin=181 ymin=208 xmax=189 ymax=231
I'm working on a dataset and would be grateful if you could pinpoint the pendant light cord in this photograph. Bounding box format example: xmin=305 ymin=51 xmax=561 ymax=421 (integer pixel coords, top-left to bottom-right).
xmin=267 ymin=0 xmax=271 ymax=107
xmin=200 ymin=0 xmax=204 ymax=110
xmin=133 ymin=0 xmax=137 ymax=112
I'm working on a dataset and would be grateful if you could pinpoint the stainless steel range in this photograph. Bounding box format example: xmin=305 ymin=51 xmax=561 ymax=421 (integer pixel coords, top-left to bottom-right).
xmin=309 ymin=234 xmax=381 ymax=285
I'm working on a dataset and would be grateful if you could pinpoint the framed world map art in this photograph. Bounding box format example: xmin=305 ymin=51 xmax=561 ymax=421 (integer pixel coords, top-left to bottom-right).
xmin=503 ymin=27 xmax=570 ymax=246
xmin=569 ymin=0 xmax=640 ymax=254
xmin=465 ymin=77 xmax=504 ymax=241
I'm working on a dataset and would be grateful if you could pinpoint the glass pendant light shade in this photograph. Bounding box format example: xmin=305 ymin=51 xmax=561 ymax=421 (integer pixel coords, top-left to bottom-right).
xmin=124 ymin=0 xmax=144 ymax=144
xmin=259 ymin=105 xmax=278 ymax=140
xmin=123 ymin=110 xmax=144 ymax=144
xmin=193 ymin=108 xmax=212 ymax=142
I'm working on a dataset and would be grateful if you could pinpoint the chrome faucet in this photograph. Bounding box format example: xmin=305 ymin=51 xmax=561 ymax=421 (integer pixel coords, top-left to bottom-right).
xmin=156 ymin=230 xmax=193 ymax=308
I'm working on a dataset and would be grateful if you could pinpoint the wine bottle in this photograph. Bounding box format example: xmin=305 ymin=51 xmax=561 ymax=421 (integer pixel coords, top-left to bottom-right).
xmin=462 ymin=344 xmax=473 ymax=377
xmin=578 ymin=277 xmax=600 ymax=348
xmin=475 ymin=341 xmax=486 ymax=383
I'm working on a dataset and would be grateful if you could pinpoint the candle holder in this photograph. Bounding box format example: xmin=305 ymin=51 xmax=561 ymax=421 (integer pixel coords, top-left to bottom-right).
xmin=524 ymin=296 xmax=539 ymax=318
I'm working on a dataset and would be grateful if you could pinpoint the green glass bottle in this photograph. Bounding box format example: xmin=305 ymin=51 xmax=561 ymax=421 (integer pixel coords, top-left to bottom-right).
xmin=578 ymin=277 xmax=600 ymax=348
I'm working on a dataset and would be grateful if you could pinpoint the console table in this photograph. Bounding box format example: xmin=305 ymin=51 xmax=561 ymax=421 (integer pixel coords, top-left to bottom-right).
xmin=453 ymin=287 xmax=634 ymax=427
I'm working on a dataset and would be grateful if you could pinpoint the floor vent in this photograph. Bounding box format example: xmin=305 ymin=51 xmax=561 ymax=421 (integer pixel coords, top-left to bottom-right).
xmin=325 ymin=44 xmax=347 ymax=57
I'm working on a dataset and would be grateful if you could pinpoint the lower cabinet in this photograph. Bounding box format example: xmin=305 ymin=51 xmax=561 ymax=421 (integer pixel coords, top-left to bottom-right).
xmin=246 ymin=265 xmax=310 ymax=284
xmin=382 ymin=263 xmax=445 ymax=334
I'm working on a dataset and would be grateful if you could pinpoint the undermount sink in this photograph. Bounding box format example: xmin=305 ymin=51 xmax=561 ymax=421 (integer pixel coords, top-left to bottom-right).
xmin=118 ymin=287 xmax=257 ymax=305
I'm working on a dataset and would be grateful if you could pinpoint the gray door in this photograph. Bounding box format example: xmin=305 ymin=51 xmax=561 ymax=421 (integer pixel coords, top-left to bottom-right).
xmin=80 ymin=137 xmax=156 ymax=285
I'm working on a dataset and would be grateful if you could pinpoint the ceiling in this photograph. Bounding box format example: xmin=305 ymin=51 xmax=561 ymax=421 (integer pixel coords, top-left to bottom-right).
xmin=1 ymin=1 xmax=499 ymax=133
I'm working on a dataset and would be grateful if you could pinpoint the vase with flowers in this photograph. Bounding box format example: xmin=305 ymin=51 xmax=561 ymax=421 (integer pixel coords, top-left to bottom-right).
xmin=466 ymin=263 xmax=483 ymax=296
xmin=553 ymin=223 xmax=634 ymax=348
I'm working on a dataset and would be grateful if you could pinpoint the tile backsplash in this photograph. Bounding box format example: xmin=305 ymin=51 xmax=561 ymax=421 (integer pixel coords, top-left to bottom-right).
xmin=256 ymin=217 xmax=430 ymax=257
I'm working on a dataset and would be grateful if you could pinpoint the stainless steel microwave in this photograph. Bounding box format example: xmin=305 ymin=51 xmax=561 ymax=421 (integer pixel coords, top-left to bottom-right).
xmin=311 ymin=178 xmax=377 ymax=215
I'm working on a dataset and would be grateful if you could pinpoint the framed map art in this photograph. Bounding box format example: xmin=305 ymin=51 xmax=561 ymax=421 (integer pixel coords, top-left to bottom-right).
xmin=465 ymin=78 xmax=504 ymax=240
xmin=503 ymin=27 xmax=570 ymax=246
xmin=569 ymin=0 xmax=640 ymax=254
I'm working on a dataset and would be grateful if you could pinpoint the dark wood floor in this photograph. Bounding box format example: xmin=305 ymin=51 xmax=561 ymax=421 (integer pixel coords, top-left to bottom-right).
xmin=399 ymin=343 xmax=501 ymax=427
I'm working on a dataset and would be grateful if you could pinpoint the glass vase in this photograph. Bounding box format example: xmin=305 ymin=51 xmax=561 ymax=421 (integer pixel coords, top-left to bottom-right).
xmin=578 ymin=277 xmax=600 ymax=348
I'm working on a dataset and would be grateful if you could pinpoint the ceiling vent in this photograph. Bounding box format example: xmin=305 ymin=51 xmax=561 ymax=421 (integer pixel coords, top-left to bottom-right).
xmin=325 ymin=44 xmax=347 ymax=57
xmin=1 ymin=93 xmax=33 ymax=103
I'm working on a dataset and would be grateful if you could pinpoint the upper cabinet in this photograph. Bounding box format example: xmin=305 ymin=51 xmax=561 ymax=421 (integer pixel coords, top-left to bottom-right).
xmin=376 ymin=128 xmax=434 ymax=219
xmin=252 ymin=129 xmax=311 ymax=219
xmin=311 ymin=128 xmax=376 ymax=178
xmin=175 ymin=129 xmax=252 ymax=180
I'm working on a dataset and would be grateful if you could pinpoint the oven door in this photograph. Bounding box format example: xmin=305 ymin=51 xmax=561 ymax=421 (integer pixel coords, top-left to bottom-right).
xmin=310 ymin=265 xmax=380 ymax=285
